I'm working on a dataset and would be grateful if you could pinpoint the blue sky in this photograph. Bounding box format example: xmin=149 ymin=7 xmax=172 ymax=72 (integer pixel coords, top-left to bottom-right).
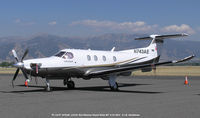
xmin=0 ymin=0 xmax=200 ymax=40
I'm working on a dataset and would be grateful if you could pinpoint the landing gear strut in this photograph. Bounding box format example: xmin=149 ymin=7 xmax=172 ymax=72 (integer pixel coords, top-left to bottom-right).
xmin=108 ymin=76 xmax=119 ymax=91
xmin=63 ymin=79 xmax=75 ymax=89
xmin=45 ymin=79 xmax=51 ymax=91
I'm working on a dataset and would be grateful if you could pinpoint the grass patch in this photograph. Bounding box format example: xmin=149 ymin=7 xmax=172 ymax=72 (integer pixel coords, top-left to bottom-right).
xmin=0 ymin=68 xmax=21 ymax=74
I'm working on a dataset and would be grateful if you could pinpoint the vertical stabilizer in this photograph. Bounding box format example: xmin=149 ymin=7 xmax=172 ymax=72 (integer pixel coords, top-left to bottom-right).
xmin=135 ymin=33 xmax=188 ymax=62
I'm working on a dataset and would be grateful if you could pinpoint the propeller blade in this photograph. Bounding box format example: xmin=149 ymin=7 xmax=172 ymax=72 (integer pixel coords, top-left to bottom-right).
xmin=12 ymin=81 xmax=14 ymax=88
xmin=12 ymin=50 xmax=19 ymax=62
xmin=13 ymin=68 xmax=20 ymax=81
xmin=21 ymin=68 xmax=29 ymax=80
xmin=12 ymin=68 xmax=20 ymax=88
xmin=21 ymin=49 xmax=29 ymax=62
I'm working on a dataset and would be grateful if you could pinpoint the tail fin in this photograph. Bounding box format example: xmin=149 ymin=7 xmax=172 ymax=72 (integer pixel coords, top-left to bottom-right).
xmin=135 ymin=33 xmax=188 ymax=61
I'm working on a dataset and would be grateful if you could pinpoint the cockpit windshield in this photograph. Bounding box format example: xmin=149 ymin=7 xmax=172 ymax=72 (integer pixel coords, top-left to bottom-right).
xmin=54 ymin=51 xmax=66 ymax=57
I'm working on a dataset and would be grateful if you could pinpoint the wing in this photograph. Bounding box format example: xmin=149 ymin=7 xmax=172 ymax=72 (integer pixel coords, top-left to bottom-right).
xmin=85 ymin=55 xmax=195 ymax=77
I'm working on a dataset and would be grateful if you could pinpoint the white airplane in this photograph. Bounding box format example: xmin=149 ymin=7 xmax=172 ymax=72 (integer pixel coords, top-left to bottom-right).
xmin=11 ymin=33 xmax=194 ymax=91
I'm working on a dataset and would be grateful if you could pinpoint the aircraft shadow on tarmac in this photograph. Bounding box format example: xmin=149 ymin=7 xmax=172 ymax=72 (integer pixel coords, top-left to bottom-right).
xmin=1 ymin=83 xmax=164 ymax=94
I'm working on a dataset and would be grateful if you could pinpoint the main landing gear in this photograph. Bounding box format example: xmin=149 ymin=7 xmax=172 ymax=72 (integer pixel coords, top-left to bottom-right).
xmin=63 ymin=79 xmax=75 ymax=89
xmin=45 ymin=78 xmax=75 ymax=92
xmin=108 ymin=76 xmax=119 ymax=91
xmin=45 ymin=76 xmax=118 ymax=91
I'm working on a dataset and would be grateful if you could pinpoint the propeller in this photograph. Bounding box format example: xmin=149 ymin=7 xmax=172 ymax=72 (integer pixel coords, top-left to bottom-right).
xmin=11 ymin=49 xmax=29 ymax=87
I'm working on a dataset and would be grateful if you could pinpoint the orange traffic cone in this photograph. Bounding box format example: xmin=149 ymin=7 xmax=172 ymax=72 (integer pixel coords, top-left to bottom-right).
xmin=25 ymin=80 xmax=28 ymax=87
xmin=184 ymin=76 xmax=189 ymax=85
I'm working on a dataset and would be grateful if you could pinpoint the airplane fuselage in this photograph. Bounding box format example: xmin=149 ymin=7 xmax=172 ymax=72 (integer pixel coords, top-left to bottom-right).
xmin=23 ymin=44 xmax=157 ymax=79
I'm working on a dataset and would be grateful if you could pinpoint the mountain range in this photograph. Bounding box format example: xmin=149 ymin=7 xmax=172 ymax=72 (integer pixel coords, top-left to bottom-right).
xmin=0 ymin=33 xmax=199 ymax=62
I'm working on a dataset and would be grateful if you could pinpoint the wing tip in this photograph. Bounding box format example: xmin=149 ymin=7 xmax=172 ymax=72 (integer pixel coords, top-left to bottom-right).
xmin=173 ymin=55 xmax=195 ymax=63
xmin=182 ymin=33 xmax=189 ymax=36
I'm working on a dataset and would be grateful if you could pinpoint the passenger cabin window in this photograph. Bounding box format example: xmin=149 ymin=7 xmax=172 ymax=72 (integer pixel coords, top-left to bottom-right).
xmin=102 ymin=56 xmax=106 ymax=61
xmin=94 ymin=55 xmax=98 ymax=61
xmin=87 ymin=55 xmax=91 ymax=61
xmin=54 ymin=51 xmax=66 ymax=57
xmin=113 ymin=56 xmax=117 ymax=62
xmin=62 ymin=52 xmax=74 ymax=59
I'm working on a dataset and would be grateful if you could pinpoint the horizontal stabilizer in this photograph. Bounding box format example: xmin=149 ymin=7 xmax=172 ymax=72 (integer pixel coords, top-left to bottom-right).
xmin=135 ymin=33 xmax=188 ymax=40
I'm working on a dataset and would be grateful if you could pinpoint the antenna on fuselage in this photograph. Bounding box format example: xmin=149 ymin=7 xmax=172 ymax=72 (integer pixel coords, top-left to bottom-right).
xmin=111 ymin=47 xmax=115 ymax=52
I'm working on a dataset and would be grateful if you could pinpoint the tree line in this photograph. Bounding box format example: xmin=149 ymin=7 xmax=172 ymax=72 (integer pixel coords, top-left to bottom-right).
xmin=0 ymin=62 xmax=14 ymax=67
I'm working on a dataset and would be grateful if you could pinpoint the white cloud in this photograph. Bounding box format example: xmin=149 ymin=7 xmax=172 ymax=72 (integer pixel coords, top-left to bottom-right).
xmin=48 ymin=21 xmax=57 ymax=26
xmin=71 ymin=20 xmax=158 ymax=33
xmin=70 ymin=19 xmax=195 ymax=35
xmin=162 ymin=24 xmax=195 ymax=34
xmin=14 ymin=18 xmax=35 ymax=26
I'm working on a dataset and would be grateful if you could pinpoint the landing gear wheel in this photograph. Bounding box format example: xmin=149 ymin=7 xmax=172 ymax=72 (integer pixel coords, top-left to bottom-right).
xmin=46 ymin=86 xmax=51 ymax=92
xmin=45 ymin=79 xmax=51 ymax=92
xmin=67 ymin=81 xmax=75 ymax=89
xmin=109 ymin=82 xmax=119 ymax=91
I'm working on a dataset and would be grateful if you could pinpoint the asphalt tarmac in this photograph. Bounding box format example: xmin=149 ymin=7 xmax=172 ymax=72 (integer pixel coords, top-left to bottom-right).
xmin=0 ymin=74 xmax=200 ymax=118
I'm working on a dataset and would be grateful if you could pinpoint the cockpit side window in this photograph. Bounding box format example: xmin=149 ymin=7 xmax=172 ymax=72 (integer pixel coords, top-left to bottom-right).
xmin=65 ymin=52 xmax=74 ymax=59
xmin=54 ymin=51 xmax=66 ymax=57
xmin=62 ymin=52 xmax=74 ymax=59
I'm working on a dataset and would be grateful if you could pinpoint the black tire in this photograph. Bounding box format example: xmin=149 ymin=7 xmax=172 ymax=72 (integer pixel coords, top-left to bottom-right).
xmin=46 ymin=86 xmax=51 ymax=92
xmin=110 ymin=82 xmax=119 ymax=91
xmin=67 ymin=81 xmax=75 ymax=89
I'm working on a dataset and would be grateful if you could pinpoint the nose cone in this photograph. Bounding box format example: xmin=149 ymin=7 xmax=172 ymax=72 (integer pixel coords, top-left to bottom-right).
xmin=13 ymin=62 xmax=24 ymax=68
